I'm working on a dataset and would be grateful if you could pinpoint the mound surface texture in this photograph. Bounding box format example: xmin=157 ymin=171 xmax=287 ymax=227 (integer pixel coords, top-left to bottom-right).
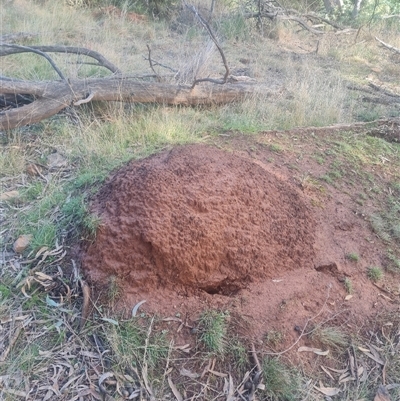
xmin=82 ymin=145 xmax=316 ymax=295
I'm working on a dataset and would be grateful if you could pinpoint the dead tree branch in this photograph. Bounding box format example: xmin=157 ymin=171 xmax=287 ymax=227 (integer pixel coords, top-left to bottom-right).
xmin=0 ymin=40 xmax=258 ymax=130
xmin=0 ymin=44 xmax=67 ymax=81
xmin=146 ymin=44 xmax=161 ymax=82
xmin=185 ymin=3 xmax=230 ymax=88
xmin=375 ymin=36 xmax=400 ymax=55
xmin=0 ymin=44 xmax=121 ymax=74
xmin=242 ymin=0 xmax=345 ymax=34
xmin=0 ymin=77 xmax=257 ymax=130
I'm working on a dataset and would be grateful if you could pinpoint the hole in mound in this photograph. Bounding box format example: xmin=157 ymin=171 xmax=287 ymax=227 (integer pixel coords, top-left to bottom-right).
xmin=200 ymin=282 xmax=243 ymax=296
xmin=81 ymin=144 xmax=316 ymax=300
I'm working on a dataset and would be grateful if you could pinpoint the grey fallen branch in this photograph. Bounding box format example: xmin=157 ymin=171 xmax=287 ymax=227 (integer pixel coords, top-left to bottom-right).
xmin=243 ymin=1 xmax=326 ymax=35
xmin=375 ymin=36 xmax=400 ymax=55
xmin=0 ymin=44 xmax=121 ymax=74
xmin=0 ymin=77 xmax=257 ymax=130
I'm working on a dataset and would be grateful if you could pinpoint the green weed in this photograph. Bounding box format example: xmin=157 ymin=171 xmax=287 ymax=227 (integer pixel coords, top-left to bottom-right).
xmin=346 ymin=252 xmax=359 ymax=262
xmin=198 ymin=310 xmax=229 ymax=354
xmin=367 ymin=266 xmax=384 ymax=282
xmin=107 ymin=275 xmax=121 ymax=306
xmin=262 ymin=357 xmax=302 ymax=401
xmin=311 ymin=326 xmax=349 ymax=349
xmin=269 ymin=143 xmax=283 ymax=153
xmin=228 ymin=338 xmax=248 ymax=371
xmin=386 ymin=251 xmax=400 ymax=274
xmin=108 ymin=319 xmax=169 ymax=369
xmin=344 ymin=277 xmax=353 ymax=294
xmin=264 ymin=330 xmax=284 ymax=347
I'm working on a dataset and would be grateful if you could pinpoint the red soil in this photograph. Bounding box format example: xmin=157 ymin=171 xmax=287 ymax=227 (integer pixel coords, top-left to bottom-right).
xmin=81 ymin=140 xmax=395 ymax=344
xmin=82 ymin=145 xmax=315 ymax=297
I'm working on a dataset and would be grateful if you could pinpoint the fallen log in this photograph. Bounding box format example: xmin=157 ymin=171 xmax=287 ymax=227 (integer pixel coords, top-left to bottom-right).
xmin=0 ymin=77 xmax=257 ymax=130
xmin=0 ymin=6 xmax=257 ymax=131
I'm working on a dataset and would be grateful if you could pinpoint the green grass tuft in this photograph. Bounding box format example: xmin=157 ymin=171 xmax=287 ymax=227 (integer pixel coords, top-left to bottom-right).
xmin=311 ymin=326 xmax=349 ymax=349
xmin=198 ymin=310 xmax=229 ymax=354
xmin=346 ymin=252 xmax=360 ymax=262
xmin=344 ymin=277 xmax=353 ymax=294
xmin=262 ymin=357 xmax=302 ymax=401
xmin=367 ymin=266 xmax=384 ymax=282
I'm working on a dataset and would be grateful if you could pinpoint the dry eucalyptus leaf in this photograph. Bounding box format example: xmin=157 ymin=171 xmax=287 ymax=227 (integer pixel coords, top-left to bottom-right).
xmin=168 ymin=376 xmax=183 ymax=401
xmin=179 ymin=368 xmax=199 ymax=379
xmin=131 ymin=300 xmax=147 ymax=317
xmin=359 ymin=349 xmax=385 ymax=365
xmin=320 ymin=365 xmax=334 ymax=380
xmin=298 ymin=346 xmax=329 ymax=356
xmin=226 ymin=374 xmax=235 ymax=401
xmin=325 ymin=366 xmax=348 ymax=374
xmin=209 ymin=370 xmax=228 ymax=378
xmin=0 ymin=190 xmax=19 ymax=201
xmin=314 ymin=383 xmax=341 ymax=396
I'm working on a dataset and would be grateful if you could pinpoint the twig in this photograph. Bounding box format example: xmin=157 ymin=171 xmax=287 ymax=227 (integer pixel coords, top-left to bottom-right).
xmin=142 ymin=317 xmax=155 ymax=401
xmin=142 ymin=57 xmax=178 ymax=73
xmin=351 ymin=343 xmax=359 ymax=388
xmin=0 ymin=43 xmax=67 ymax=81
xmin=74 ymin=92 xmax=94 ymax=106
xmin=146 ymin=44 xmax=161 ymax=82
xmin=0 ymin=44 xmax=121 ymax=74
xmin=251 ymin=343 xmax=262 ymax=373
xmin=375 ymin=36 xmax=400 ymax=54
xmin=304 ymin=13 xmax=344 ymax=30
xmin=263 ymin=284 xmax=332 ymax=356
xmin=185 ymin=3 xmax=230 ymax=88
xmin=0 ymin=323 xmax=23 ymax=362
xmin=79 ymin=279 xmax=91 ymax=331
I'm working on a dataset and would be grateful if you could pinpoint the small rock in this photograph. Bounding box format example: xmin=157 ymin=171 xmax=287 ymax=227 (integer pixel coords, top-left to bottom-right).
xmin=13 ymin=234 xmax=33 ymax=253
xmin=0 ymin=190 xmax=19 ymax=201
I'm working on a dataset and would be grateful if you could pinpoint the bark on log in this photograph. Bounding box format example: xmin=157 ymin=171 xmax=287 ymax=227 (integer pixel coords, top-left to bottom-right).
xmin=0 ymin=77 xmax=257 ymax=130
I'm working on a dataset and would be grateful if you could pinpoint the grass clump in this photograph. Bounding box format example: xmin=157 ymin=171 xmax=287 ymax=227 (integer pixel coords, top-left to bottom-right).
xmin=311 ymin=326 xmax=349 ymax=349
xmin=108 ymin=319 xmax=169 ymax=369
xmin=262 ymin=357 xmax=302 ymax=401
xmin=198 ymin=310 xmax=229 ymax=354
xmin=367 ymin=266 xmax=384 ymax=282
xmin=346 ymin=252 xmax=359 ymax=262
xmin=344 ymin=277 xmax=353 ymax=294
xmin=228 ymin=338 xmax=248 ymax=371
xmin=386 ymin=251 xmax=400 ymax=274
xmin=264 ymin=330 xmax=284 ymax=347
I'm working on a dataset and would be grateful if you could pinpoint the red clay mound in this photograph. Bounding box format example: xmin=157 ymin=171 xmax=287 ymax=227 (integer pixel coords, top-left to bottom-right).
xmin=82 ymin=144 xmax=316 ymax=296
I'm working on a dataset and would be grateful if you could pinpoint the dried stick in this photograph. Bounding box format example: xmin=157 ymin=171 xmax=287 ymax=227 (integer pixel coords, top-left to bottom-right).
xmin=0 ymin=324 xmax=23 ymax=362
xmin=375 ymin=36 xmax=400 ymax=54
xmin=79 ymin=279 xmax=91 ymax=331
xmin=185 ymin=3 xmax=230 ymax=88
xmin=0 ymin=43 xmax=67 ymax=81
xmin=0 ymin=44 xmax=121 ymax=74
xmin=146 ymin=44 xmax=161 ymax=82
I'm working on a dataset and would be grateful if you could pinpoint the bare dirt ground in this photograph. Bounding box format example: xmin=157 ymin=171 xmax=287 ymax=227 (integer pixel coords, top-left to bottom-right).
xmin=81 ymin=121 xmax=400 ymax=368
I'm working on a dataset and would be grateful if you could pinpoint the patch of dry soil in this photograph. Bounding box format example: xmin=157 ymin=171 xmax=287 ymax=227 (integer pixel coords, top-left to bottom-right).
xmin=81 ymin=141 xmax=395 ymax=344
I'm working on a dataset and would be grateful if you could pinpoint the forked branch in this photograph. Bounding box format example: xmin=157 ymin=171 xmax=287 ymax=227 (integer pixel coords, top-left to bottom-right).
xmin=185 ymin=3 xmax=230 ymax=88
xmin=0 ymin=44 xmax=67 ymax=81
xmin=0 ymin=39 xmax=255 ymax=130
xmin=0 ymin=44 xmax=122 ymax=74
